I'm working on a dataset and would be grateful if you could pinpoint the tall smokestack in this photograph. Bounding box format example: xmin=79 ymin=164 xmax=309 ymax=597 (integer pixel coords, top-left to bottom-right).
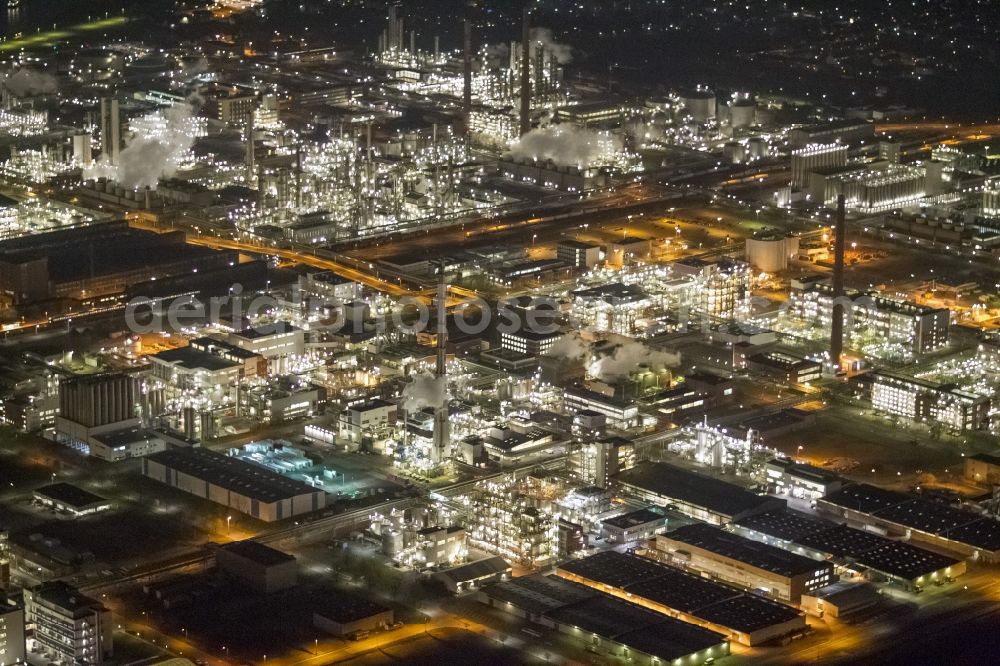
xmin=245 ymin=103 xmax=256 ymax=180
xmin=830 ymin=193 xmax=846 ymax=371
xmin=519 ymin=5 xmax=531 ymax=136
xmin=463 ymin=11 xmax=473 ymax=117
xmin=432 ymin=261 xmax=450 ymax=464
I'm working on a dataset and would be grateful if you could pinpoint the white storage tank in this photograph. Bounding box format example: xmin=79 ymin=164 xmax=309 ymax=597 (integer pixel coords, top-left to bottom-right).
xmin=729 ymin=97 xmax=756 ymax=129
xmin=746 ymin=234 xmax=800 ymax=273
xmin=680 ymin=88 xmax=716 ymax=123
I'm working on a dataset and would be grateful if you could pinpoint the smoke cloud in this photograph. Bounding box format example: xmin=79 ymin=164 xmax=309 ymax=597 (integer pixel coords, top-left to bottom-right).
xmin=84 ymin=103 xmax=199 ymax=189
xmin=2 ymin=68 xmax=58 ymax=96
xmin=507 ymin=124 xmax=623 ymax=169
xmin=401 ymin=372 xmax=448 ymax=413
xmin=529 ymin=28 xmax=572 ymax=64
xmin=482 ymin=43 xmax=509 ymax=68
xmin=544 ymin=332 xmax=591 ymax=361
xmin=589 ymin=341 xmax=680 ymax=380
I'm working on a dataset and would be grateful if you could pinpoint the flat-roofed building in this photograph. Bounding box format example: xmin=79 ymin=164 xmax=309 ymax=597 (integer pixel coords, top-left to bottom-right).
xmin=764 ymin=458 xmax=844 ymax=500
xmin=817 ymin=484 xmax=1000 ymax=563
xmin=746 ymin=351 xmax=821 ymax=385
xmin=615 ymin=462 xmax=785 ymax=525
xmin=142 ymin=447 xmax=326 ymax=522
xmin=556 ymin=240 xmax=601 ymax=268
xmin=313 ymin=593 xmax=393 ymax=638
xmin=32 ymin=483 xmax=112 ymax=517
xmin=0 ymin=597 xmax=25 ymax=666
xmin=654 ymin=523 xmax=834 ymax=603
xmin=601 ymin=507 xmax=668 ymax=545
xmin=965 ymin=452 xmax=1000 ymax=485
xmin=563 ymin=386 xmax=639 ymax=430
xmin=215 ymin=540 xmax=297 ymax=593
xmin=24 ymin=581 xmax=112 ymax=666
xmin=556 ymin=550 xmax=805 ymax=646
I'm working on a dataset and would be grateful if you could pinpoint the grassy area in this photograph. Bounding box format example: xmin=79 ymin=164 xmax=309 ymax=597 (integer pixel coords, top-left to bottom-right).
xmin=0 ymin=16 xmax=128 ymax=52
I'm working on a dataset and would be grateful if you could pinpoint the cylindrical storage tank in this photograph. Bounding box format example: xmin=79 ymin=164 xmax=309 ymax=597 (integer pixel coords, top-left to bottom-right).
xmin=747 ymin=137 xmax=767 ymax=160
xmin=723 ymin=141 xmax=746 ymax=164
xmin=729 ymin=98 xmax=756 ymax=129
xmin=746 ymin=235 xmax=799 ymax=273
xmin=382 ymin=527 xmax=404 ymax=557
xmin=680 ymin=88 xmax=716 ymax=122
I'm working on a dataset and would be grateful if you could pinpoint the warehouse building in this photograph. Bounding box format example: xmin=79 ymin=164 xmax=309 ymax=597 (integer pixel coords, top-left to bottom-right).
xmin=615 ymin=462 xmax=785 ymax=525
xmin=32 ymin=483 xmax=112 ymax=518
xmin=313 ymin=594 xmax=393 ymax=638
xmin=556 ymin=551 xmax=805 ymax=646
xmin=214 ymin=540 xmax=297 ymax=594
xmin=653 ymin=523 xmax=835 ymax=603
xmin=965 ymin=452 xmax=1000 ymax=485
xmin=142 ymin=448 xmax=326 ymax=522
xmin=479 ymin=574 xmax=730 ymax=666
xmin=735 ymin=509 xmax=967 ymax=590
xmin=817 ymin=483 xmax=1000 ymax=563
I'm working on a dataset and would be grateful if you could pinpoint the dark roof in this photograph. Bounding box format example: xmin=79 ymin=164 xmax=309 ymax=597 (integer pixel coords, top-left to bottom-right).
xmin=692 ymin=594 xmax=801 ymax=633
xmin=145 ymin=448 xmax=323 ymax=504
xmin=663 ymin=523 xmax=829 ymax=578
xmin=33 ymin=483 xmax=107 ymax=510
xmin=793 ymin=523 xmax=888 ymax=558
xmin=819 ymin=483 xmax=910 ymax=514
xmin=543 ymin=594 xmax=666 ymax=639
xmin=854 ymin=541 xmax=961 ymax=581
xmin=601 ymin=507 xmax=666 ymax=530
xmin=942 ymin=518 xmax=1000 ymax=552
xmin=313 ymin=592 xmax=390 ymax=624
xmin=30 ymin=581 xmax=106 ymax=617
xmin=736 ymin=509 xmax=831 ymax=543
xmin=614 ymin=618 xmax=727 ymax=663
xmin=873 ymin=499 xmax=982 ymax=536
xmin=217 ymin=540 xmax=295 ymax=566
xmin=152 ymin=346 xmax=240 ymax=371
xmin=481 ymin=574 xmax=596 ymax=616
xmin=970 ymin=452 xmax=1000 ymax=467
xmin=436 ymin=556 xmax=511 ymax=583
xmin=232 ymin=322 xmax=300 ymax=340
xmin=558 ymin=550 xmax=669 ymax=589
xmin=623 ymin=566 xmax=738 ymax=613
xmin=615 ymin=462 xmax=784 ymax=519
xmin=557 ymin=551 xmax=801 ymax=634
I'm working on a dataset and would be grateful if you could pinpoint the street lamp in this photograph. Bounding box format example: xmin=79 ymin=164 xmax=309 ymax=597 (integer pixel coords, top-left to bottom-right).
xmin=226 ymin=516 xmax=232 ymax=534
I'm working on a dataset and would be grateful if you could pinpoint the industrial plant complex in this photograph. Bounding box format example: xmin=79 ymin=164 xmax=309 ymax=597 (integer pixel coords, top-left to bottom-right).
xmin=0 ymin=1 xmax=997 ymax=665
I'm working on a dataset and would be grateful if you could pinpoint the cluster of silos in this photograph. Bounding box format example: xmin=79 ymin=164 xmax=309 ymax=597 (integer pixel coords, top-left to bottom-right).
xmin=373 ymin=505 xmax=443 ymax=559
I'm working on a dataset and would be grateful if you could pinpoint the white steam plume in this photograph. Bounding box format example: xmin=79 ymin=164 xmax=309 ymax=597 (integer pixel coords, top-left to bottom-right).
xmin=507 ymin=124 xmax=623 ymax=169
xmin=84 ymin=103 xmax=199 ymax=189
xmin=544 ymin=332 xmax=591 ymax=361
xmin=401 ymin=372 xmax=448 ymax=413
xmin=529 ymin=28 xmax=572 ymax=64
xmin=2 ymin=68 xmax=58 ymax=96
xmin=589 ymin=341 xmax=680 ymax=380
xmin=483 ymin=43 xmax=509 ymax=68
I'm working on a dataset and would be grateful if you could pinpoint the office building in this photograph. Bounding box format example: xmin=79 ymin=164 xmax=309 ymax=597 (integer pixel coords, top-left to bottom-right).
xmin=764 ymin=459 xmax=844 ymax=500
xmin=746 ymin=352 xmax=821 ymax=385
xmin=861 ymin=370 xmax=990 ymax=432
xmin=787 ymin=283 xmax=951 ymax=354
xmin=24 ymin=581 xmax=112 ymax=666
xmin=569 ymin=436 xmax=635 ymax=488
xmin=556 ymin=240 xmax=601 ymax=269
xmin=563 ymin=386 xmax=639 ymax=430
xmin=0 ymin=598 xmax=24 ymax=666
xmin=601 ymin=507 xmax=668 ymax=545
